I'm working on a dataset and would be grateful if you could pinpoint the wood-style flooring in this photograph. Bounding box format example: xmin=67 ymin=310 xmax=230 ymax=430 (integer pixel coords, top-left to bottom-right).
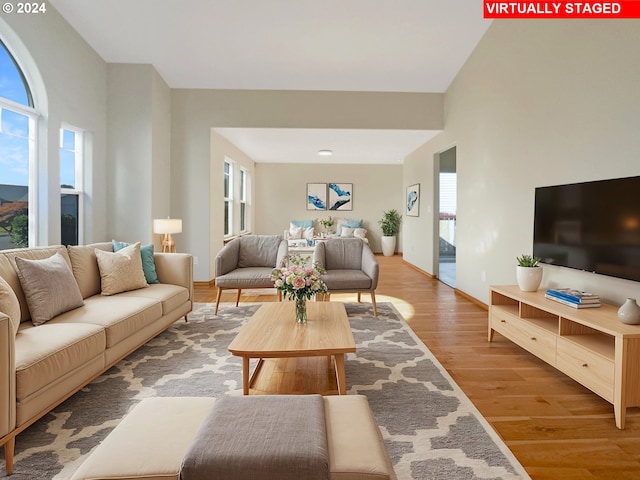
xmin=194 ymin=254 xmax=640 ymax=479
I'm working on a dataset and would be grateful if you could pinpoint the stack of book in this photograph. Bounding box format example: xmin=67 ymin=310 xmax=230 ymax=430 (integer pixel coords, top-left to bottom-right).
xmin=545 ymin=288 xmax=601 ymax=308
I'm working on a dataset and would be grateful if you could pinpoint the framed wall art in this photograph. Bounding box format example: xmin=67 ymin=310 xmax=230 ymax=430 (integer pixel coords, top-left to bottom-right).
xmin=307 ymin=183 xmax=327 ymax=210
xmin=328 ymin=183 xmax=353 ymax=211
xmin=407 ymin=183 xmax=420 ymax=217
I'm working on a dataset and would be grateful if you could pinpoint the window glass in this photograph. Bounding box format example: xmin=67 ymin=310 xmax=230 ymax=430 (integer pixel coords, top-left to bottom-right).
xmin=60 ymin=127 xmax=82 ymax=246
xmin=0 ymin=40 xmax=33 ymax=107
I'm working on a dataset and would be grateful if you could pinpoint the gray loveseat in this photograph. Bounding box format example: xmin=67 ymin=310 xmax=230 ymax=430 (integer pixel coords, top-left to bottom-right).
xmin=0 ymin=242 xmax=193 ymax=475
xmin=214 ymin=235 xmax=287 ymax=314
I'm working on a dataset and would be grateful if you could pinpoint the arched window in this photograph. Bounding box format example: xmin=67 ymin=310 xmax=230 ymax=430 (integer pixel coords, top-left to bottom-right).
xmin=0 ymin=39 xmax=37 ymax=250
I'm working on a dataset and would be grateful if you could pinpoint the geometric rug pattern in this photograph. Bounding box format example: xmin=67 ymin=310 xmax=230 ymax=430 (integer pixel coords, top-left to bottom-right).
xmin=1 ymin=302 xmax=530 ymax=479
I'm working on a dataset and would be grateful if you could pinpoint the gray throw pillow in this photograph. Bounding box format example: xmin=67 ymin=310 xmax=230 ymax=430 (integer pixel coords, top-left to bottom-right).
xmin=15 ymin=252 xmax=85 ymax=326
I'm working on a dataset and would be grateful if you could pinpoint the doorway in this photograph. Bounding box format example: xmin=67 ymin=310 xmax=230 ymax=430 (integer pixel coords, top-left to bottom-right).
xmin=436 ymin=147 xmax=456 ymax=287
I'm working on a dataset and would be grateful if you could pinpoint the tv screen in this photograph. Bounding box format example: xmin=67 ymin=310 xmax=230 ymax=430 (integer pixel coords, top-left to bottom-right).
xmin=533 ymin=176 xmax=640 ymax=283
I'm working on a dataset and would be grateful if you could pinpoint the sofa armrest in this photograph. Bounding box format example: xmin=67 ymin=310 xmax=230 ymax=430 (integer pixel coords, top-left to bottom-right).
xmin=361 ymin=245 xmax=379 ymax=290
xmin=153 ymin=253 xmax=194 ymax=300
xmin=0 ymin=313 xmax=16 ymax=438
xmin=215 ymin=240 xmax=240 ymax=277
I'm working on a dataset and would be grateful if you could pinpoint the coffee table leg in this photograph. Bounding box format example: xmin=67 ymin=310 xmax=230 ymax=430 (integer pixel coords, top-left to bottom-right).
xmin=242 ymin=357 xmax=250 ymax=395
xmin=334 ymin=354 xmax=347 ymax=395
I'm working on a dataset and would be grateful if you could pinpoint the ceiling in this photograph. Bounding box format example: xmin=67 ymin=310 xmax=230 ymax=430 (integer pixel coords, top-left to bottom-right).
xmin=50 ymin=0 xmax=491 ymax=163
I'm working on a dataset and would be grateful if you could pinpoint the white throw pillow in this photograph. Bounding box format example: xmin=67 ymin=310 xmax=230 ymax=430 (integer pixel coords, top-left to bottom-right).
xmin=340 ymin=226 xmax=355 ymax=238
xmin=289 ymin=223 xmax=303 ymax=239
xmin=303 ymin=226 xmax=315 ymax=240
xmin=95 ymin=242 xmax=148 ymax=296
xmin=354 ymin=228 xmax=367 ymax=239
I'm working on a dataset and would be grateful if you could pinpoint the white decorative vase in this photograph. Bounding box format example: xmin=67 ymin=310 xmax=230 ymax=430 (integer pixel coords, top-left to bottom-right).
xmin=618 ymin=298 xmax=640 ymax=325
xmin=516 ymin=266 xmax=543 ymax=292
xmin=381 ymin=236 xmax=396 ymax=257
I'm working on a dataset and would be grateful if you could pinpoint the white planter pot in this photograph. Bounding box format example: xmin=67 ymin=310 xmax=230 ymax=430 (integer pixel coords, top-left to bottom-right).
xmin=516 ymin=266 xmax=543 ymax=292
xmin=381 ymin=236 xmax=396 ymax=256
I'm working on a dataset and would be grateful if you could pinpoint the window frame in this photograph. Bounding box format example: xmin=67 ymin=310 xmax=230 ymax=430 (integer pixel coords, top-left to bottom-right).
xmin=239 ymin=167 xmax=248 ymax=233
xmin=60 ymin=125 xmax=84 ymax=245
xmin=223 ymin=158 xmax=234 ymax=238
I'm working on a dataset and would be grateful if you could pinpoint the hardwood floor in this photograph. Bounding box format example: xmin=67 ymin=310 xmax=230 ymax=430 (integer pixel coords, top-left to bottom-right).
xmin=194 ymin=254 xmax=640 ymax=479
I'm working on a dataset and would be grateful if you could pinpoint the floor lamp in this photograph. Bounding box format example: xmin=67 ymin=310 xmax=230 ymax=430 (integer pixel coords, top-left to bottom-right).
xmin=153 ymin=218 xmax=182 ymax=253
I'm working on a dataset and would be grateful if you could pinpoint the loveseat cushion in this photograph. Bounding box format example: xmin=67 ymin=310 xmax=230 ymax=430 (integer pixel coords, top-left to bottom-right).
xmin=52 ymin=295 xmax=162 ymax=348
xmin=321 ymin=270 xmax=373 ymax=291
xmin=215 ymin=267 xmax=276 ymax=289
xmin=15 ymin=252 xmax=85 ymax=326
xmin=15 ymin=322 xmax=105 ymax=401
xmin=68 ymin=242 xmax=113 ymax=299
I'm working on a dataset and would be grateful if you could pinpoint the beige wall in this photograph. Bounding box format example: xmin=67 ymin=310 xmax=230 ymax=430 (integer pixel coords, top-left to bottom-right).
xmin=255 ymin=163 xmax=403 ymax=253
xmin=171 ymin=89 xmax=443 ymax=281
xmin=404 ymin=19 xmax=640 ymax=305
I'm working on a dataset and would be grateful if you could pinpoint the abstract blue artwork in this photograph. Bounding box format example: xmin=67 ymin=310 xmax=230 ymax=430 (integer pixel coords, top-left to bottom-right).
xmin=328 ymin=183 xmax=353 ymax=211
xmin=407 ymin=184 xmax=420 ymax=217
xmin=307 ymin=183 xmax=327 ymax=210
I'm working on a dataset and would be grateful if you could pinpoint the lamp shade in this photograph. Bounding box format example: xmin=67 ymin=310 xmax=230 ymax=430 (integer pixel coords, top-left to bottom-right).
xmin=153 ymin=218 xmax=182 ymax=235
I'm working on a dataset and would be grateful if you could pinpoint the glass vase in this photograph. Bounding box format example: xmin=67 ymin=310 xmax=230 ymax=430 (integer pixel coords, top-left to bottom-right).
xmin=295 ymin=297 xmax=307 ymax=323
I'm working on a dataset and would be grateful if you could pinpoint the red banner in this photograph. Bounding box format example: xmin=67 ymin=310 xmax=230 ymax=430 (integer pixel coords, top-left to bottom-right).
xmin=484 ymin=1 xmax=640 ymax=18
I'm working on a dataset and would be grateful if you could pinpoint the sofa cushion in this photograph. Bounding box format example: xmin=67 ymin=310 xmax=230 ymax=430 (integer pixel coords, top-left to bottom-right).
xmin=113 ymin=240 xmax=160 ymax=284
xmin=215 ymin=267 xmax=276 ymax=289
xmin=119 ymin=283 xmax=190 ymax=316
xmin=68 ymin=242 xmax=113 ymax=299
xmin=0 ymin=275 xmax=21 ymax=336
xmin=53 ymin=295 xmax=162 ymax=348
xmin=321 ymin=270 xmax=373 ymax=291
xmin=96 ymin=243 xmax=148 ymax=296
xmin=15 ymin=322 xmax=105 ymax=401
xmin=15 ymin=252 xmax=85 ymax=326
xmin=237 ymin=236 xmax=281 ymax=268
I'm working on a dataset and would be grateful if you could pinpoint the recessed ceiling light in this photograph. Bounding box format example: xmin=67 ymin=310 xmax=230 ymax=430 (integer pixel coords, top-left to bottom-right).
xmin=318 ymin=149 xmax=333 ymax=156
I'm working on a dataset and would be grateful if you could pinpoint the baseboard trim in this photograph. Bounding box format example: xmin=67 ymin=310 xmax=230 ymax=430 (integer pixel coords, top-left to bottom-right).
xmin=454 ymin=288 xmax=488 ymax=310
xmin=401 ymin=258 xmax=435 ymax=278
xmin=194 ymin=280 xmax=215 ymax=288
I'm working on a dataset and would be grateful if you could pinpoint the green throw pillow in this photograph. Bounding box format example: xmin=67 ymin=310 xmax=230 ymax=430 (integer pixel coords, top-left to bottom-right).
xmin=112 ymin=240 xmax=159 ymax=284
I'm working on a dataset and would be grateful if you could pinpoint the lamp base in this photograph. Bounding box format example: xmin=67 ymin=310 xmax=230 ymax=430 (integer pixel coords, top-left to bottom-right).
xmin=162 ymin=234 xmax=176 ymax=253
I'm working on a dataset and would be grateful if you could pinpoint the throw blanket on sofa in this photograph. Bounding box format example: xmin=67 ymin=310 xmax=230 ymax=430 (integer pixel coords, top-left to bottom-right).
xmin=180 ymin=395 xmax=329 ymax=480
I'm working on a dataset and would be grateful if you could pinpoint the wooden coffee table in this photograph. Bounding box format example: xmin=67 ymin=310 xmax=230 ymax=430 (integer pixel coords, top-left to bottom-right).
xmin=228 ymin=302 xmax=356 ymax=395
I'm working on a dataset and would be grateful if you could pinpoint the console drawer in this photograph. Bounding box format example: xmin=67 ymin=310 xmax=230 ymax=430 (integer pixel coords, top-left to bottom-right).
xmin=556 ymin=337 xmax=614 ymax=402
xmin=492 ymin=309 xmax=556 ymax=364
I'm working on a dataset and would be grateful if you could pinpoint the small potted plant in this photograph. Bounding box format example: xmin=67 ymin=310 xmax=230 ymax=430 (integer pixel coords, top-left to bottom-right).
xmin=319 ymin=216 xmax=335 ymax=236
xmin=516 ymin=254 xmax=542 ymax=291
xmin=378 ymin=209 xmax=402 ymax=256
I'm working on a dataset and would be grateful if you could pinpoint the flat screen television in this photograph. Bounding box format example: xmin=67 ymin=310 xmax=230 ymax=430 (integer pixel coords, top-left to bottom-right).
xmin=533 ymin=176 xmax=640 ymax=283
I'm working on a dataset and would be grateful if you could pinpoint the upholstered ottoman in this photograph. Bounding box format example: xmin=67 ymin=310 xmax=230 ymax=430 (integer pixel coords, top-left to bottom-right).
xmin=70 ymin=395 xmax=395 ymax=480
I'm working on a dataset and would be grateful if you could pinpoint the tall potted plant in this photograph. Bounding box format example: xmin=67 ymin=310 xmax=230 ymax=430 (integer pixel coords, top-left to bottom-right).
xmin=378 ymin=209 xmax=402 ymax=256
xmin=516 ymin=254 xmax=543 ymax=291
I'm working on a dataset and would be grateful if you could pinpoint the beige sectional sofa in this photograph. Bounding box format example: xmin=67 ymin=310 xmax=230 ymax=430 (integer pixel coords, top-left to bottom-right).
xmin=0 ymin=242 xmax=193 ymax=475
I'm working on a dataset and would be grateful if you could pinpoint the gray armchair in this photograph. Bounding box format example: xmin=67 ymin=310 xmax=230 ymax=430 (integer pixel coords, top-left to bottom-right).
xmin=313 ymin=238 xmax=379 ymax=316
xmin=214 ymin=235 xmax=287 ymax=314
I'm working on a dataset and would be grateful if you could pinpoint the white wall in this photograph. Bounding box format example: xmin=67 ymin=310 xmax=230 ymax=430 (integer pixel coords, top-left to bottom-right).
xmin=255 ymin=163 xmax=403 ymax=253
xmin=404 ymin=19 xmax=640 ymax=306
xmin=1 ymin=10 xmax=108 ymax=244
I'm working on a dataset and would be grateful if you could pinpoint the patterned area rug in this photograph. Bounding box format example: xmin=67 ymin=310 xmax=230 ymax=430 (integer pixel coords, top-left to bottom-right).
xmin=2 ymin=302 xmax=530 ymax=479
